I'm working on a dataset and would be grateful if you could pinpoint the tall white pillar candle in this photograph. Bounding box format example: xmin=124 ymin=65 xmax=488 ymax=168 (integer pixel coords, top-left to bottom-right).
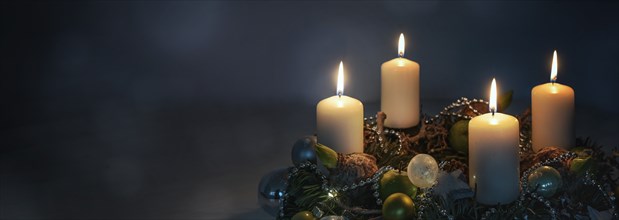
xmin=469 ymin=78 xmax=520 ymax=205
xmin=381 ymin=34 xmax=420 ymax=128
xmin=317 ymin=61 xmax=364 ymax=153
xmin=531 ymin=50 xmax=575 ymax=152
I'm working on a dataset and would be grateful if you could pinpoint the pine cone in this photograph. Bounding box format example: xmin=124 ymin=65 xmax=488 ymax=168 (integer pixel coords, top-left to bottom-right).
xmin=328 ymin=153 xmax=378 ymax=186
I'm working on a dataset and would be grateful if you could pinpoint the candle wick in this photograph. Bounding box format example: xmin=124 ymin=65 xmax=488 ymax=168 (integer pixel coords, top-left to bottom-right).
xmin=337 ymin=91 xmax=343 ymax=98
xmin=491 ymin=108 xmax=495 ymax=116
xmin=398 ymin=52 xmax=403 ymax=58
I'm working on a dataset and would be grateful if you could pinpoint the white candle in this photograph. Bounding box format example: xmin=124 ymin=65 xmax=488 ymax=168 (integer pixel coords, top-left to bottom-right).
xmin=317 ymin=61 xmax=364 ymax=153
xmin=381 ymin=33 xmax=420 ymax=128
xmin=531 ymin=50 xmax=575 ymax=152
xmin=469 ymin=78 xmax=520 ymax=205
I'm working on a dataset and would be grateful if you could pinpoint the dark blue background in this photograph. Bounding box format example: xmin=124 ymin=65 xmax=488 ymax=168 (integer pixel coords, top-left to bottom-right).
xmin=1 ymin=1 xmax=617 ymax=219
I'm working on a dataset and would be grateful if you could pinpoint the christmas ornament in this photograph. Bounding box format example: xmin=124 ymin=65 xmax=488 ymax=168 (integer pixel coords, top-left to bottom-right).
xmin=379 ymin=170 xmax=417 ymax=200
xmin=382 ymin=193 xmax=415 ymax=220
xmin=448 ymin=119 xmax=469 ymax=153
xmin=292 ymin=211 xmax=316 ymax=220
xmin=292 ymin=136 xmax=318 ymax=166
xmin=407 ymin=154 xmax=439 ymax=188
xmin=570 ymin=155 xmax=595 ymax=176
xmin=315 ymin=143 xmax=338 ymax=169
xmin=257 ymin=167 xmax=288 ymax=216
xmin=527 ymin=166 xmax=562 ymax=198
xmin=569 ymin=148 xmax=596 ymax=176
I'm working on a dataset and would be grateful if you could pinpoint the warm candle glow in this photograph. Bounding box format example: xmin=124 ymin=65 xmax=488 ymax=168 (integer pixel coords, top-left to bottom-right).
xmin=382 ymin=34 xmax=420 ymax=128
xmin=337 ymin=61 xmax=344 ymax=97
xmin=469 ymin=86 xmax=520 ymax=204
xmin=317 ymin=60 xmax=364 ymax=154
xmin=398 ymin=33 xmax=405 ymax=57
xmin=551 ymin=50 xmax=558 ymax=83
xmin=531 ymin=50 xmax=575 ymax=151
xmin=489 ymin=78 xmax=497 ymax=115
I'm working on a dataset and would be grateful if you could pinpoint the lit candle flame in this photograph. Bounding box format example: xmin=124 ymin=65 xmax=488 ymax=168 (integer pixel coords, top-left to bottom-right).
xmin=489 ymin=78 xmax=497 ymax=115
xmin=398 ymin=33 xmax=405 ymax=57
xmin=337 ymin=61 xmax=344 ymax=97
xmin=551 ymin=50 xmax=558 ymax=83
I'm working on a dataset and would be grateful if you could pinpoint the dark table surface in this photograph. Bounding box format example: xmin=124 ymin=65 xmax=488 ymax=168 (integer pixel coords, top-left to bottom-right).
xmin=2 ymin=99 xmax=617 ymax=220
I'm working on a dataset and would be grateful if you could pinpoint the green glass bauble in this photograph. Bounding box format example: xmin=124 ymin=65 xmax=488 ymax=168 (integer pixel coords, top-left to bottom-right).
xmin=570 ymin=156 xmax=596 ymax=176
xmin=448 ymin=119 xmax=469 ymax=154
xmin=379 ymin=170 xmax=418 ymax=200
xmin=291 ymin=211 xmax=315 ymax=220
xmin=527 ymin=166 xmax=562 ymax=198
xmin=382 ymin=193 xmax=415 ymax=220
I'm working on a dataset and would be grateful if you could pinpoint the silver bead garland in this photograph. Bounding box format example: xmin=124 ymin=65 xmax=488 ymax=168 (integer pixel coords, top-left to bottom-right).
xmin=514 ymin=151 xmax=578 ymax=220
xmin=413 ymin=161 xmax=454 ymax=220
xmin=280 ymin=161 xmax=327 ymax=217
xmin=582 ymin=171 xmax=618 ymax=219
xmin=425 ymin=97 xmax=488 ymax=124
xmin=364 ymin=116 xmax=404 ymax=155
